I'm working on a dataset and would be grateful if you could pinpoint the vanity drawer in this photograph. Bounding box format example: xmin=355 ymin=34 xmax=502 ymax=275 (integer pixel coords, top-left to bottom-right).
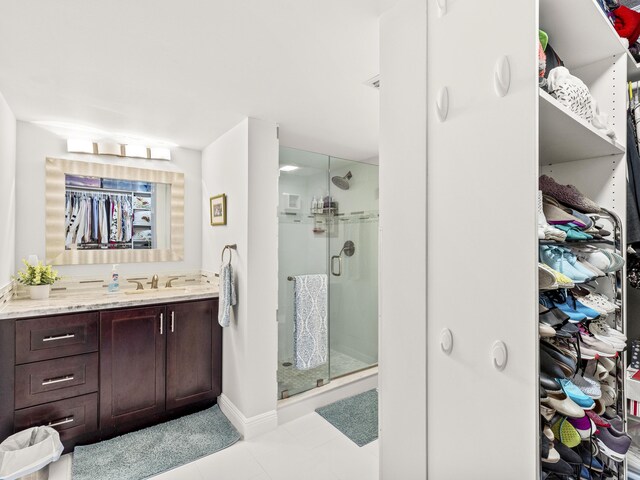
xmin=16 ymin=313 xmax=99 ymax=364
xmin=15 ymin=353 xmax=99 ymax=409
xmin=14 ymin=393 xmax=98 ymax=442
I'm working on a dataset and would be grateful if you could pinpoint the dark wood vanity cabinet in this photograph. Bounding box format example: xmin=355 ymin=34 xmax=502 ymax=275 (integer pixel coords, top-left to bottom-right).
xmin=100 ymin=306 xmax=166 ymax=429
xmin=1 ymin=297 xmax=220 ymax=451
xmin=100 ymin=299 xmax=221 ymax=431
xmin=166 ymin=300 xmax=221 ymax=410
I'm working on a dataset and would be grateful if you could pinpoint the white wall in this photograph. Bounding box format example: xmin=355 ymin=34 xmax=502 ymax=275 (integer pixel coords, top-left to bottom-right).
xmin=246 ymin=118 xmax=279 ymax=415
xmin=379 ymin=1 xmax=427 ymax=479
xmin=0 ymin=92 xmax=16 ymax=289
xmin=15 ymin=121 xmax=202 ymax=277
xmin=202 ymin=117 xmax=279 ymax=434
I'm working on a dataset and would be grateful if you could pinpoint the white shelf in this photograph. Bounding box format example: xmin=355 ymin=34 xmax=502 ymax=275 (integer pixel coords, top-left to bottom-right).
xmin=539 ymin=90 xmax=625 ymax=164
xmin=540 ymin=0 xmax=626 ymax=70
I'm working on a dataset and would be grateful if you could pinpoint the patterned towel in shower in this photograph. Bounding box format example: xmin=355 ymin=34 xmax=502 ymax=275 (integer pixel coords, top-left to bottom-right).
xmin=293 ymin=274 xmax=328 ymax=370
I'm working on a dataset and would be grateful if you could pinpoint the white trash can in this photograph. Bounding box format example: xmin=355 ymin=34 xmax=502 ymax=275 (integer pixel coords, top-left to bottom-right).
xmin=17 ymin=464 xmax=49 ymax=480
xmin=0 ymin=427 xmax=63 ymax=480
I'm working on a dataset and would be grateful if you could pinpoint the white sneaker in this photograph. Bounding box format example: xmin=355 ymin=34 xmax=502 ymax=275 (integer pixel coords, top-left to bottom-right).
xmin=589 ymin=320 xmax=626 ymax=349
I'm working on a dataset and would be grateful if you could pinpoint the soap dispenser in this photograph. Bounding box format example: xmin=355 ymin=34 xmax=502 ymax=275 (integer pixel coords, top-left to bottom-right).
xmin=108 ymin=264 xmax=119 ymax=293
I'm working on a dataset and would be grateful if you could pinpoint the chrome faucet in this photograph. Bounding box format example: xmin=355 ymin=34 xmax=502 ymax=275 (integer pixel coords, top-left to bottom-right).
xmin=151 ymin=274 xmax=159 ymax=289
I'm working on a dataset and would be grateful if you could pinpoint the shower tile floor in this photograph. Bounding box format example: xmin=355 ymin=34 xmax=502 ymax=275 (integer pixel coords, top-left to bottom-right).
xmin=278 ymin=350 xmax=372 ymax=397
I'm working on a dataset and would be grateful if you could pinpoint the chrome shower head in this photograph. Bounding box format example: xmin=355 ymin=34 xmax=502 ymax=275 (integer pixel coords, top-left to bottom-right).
xmin=331 ymin=171 xmax=352 ymax=190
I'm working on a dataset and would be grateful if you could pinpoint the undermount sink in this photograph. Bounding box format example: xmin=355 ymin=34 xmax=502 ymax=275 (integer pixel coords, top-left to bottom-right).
xmin=123 ymin=287 xmax=187 ymax=295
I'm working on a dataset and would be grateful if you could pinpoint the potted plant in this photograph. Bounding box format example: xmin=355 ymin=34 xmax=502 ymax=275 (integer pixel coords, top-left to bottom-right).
xmin=14 ymin=259 xmax=61 ymax=300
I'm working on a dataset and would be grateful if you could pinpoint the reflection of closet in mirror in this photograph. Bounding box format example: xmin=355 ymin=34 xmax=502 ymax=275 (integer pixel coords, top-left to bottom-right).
xmin=46 ymin=158 xmax=184 ymax=265
xmin=64 ymin=174 xmax=171 ymax=251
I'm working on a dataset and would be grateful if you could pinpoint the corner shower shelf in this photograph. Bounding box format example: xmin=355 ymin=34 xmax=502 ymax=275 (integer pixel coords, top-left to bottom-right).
xmin=311 ymin=207 xmax=338 ymax=215
xmin=539 ymin=90 xmax=625 ymax=165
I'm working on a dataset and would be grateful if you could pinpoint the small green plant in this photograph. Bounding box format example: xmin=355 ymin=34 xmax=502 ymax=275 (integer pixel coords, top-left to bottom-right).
xmin=14 ymin=259 xmax=61 ymax=286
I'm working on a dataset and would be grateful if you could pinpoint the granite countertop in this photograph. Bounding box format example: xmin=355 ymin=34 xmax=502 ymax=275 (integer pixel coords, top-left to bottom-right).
xmin=0 ymin=284 xmax=219 ymax=320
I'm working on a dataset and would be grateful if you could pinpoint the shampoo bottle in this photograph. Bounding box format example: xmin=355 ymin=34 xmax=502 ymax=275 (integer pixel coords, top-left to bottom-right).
xmin=108 ymin=264 xmax=119 ymax=293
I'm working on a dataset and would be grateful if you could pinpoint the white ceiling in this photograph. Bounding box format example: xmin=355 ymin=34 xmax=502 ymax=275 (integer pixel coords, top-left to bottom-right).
xmin=0 ymin=0 xmax=383 ymax=160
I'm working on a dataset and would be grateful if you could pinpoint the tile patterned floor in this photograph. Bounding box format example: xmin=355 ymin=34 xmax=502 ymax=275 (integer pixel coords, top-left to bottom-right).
xmin=49 ymin=412 xmax=379 ymax=480
xmin=277 ymin=350 xmax=372 ymax=398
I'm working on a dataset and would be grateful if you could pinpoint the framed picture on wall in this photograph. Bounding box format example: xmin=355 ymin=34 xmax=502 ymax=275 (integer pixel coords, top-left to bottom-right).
xmin=210 ymin=194 xmax=227 ymax=226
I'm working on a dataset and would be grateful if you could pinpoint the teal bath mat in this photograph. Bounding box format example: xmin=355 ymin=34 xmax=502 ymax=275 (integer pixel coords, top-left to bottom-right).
xmin=316 ymin=389 xmax=378 ymax=446
xmin=72 ymin=405 xmax=240 ymax=480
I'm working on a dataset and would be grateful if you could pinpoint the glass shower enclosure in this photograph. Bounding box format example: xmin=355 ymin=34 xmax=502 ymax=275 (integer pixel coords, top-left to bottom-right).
xmin=277 ymin=146 xmax=379 ymax=399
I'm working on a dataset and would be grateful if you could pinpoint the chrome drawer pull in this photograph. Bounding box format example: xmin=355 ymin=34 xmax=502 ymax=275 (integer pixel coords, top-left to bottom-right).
xmin=170 ymin=312 xmax=175 ymax=333
xmin=47 ymin=416 xmax=74 ymax=427
xmin=42 ymin=374 xmax=75 ymax=386
xmin=42 ymin=333 xmax=75 ymax=342
xmin=160 ymin=313 xmax=163 ymax=335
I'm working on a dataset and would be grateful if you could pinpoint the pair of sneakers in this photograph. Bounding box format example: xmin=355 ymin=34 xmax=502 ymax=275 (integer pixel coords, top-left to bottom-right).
xmin=577 ymin=324 xmax=618 ymax=358
xmin=572 ymin=287 xmax=617 ymax=316
xmin=540 ymin=245 xmax=600 ymax=284
xmin=541 ymin=291 xmax=600 ymax=323
xmin=573 ymin=246 xmax=624 ymax=274
xmin=588 ymin=319 xmax=626 ymax=352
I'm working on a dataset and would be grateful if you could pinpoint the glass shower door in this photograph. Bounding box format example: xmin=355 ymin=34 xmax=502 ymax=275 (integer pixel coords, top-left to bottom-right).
xmin=277 ymin=147 xmax=330 ymax=398
xmin=277 ymin=147 xmax=379 ymax=400
xmin=328 ymin=157 xmax=379 ymax=378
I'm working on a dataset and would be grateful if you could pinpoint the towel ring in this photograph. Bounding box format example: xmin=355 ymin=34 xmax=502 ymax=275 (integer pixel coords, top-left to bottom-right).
xmin=221 ymin=244 xmax=237 ymax=263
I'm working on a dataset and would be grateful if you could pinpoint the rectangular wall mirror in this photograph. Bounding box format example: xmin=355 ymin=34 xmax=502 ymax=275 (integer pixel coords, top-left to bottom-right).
xmin=46 ymin=158 xmax=184 ymax=265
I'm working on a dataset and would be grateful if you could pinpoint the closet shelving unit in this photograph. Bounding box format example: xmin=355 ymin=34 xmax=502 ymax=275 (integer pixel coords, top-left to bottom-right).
xmin=132 ymin=191 xmax=153 ymax=249
xmin=65 ymin=186 xmax=155 ymax=251
xmin=540 ymin=0 xmax=628 ymax=478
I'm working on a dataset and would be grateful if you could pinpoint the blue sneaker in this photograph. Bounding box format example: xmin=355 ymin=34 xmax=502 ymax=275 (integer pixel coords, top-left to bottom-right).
xmin=558 ymin=378 xmax=595 ymax=409
xmin=559 ymin=247 xmax=596 ymax=280
xmin=580 ymin=465 xmax=592 ymax=480
xmin=543 ymin=291 xmax=586 ymax=322
xmin=540 ymin=246 xmax=589 ymax=283
xmin=568 ymin=294 xmax=600 ymax=320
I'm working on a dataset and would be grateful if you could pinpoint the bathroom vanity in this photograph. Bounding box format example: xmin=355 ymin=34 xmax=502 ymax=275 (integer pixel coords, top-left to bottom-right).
xmin=0 ymin=293 xmax=221 ymax=452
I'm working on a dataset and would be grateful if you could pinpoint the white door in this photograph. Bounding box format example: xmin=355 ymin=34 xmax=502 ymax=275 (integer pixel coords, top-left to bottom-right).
xmin=426 ymin=0 xmax=539 ymax=477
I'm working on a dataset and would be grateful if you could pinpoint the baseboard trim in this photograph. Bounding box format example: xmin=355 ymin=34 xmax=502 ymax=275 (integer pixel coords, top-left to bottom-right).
xmin=218 ymin=394 xmax=278 ymax=440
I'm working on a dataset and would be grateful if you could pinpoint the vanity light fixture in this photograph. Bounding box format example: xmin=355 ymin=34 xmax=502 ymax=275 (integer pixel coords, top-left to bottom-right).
xmin=67 ymin=139 xmax=172 ymax=161
xmin=124 ymin=144 xmax=149 ymax=159
xmin=149 ymin=147 xmax=171 ymax=161
xmin=66 ymin=139 xmax=95 ymax=154
xmin=96 ymin=142 xmax=123 ymax=156
xmin=279 ymin=165 xmax=299 ymax=172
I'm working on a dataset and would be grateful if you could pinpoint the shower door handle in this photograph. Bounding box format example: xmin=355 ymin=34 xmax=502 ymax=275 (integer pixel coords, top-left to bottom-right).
xmin=331 ymin=255 xmax=342 ymax=276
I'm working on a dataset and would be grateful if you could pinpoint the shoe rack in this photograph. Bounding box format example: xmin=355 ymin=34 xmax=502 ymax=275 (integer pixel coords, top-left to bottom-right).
xmin=537 ymin=2 xmax=629 ymax=478
xmin=426 ymin=0 xmax=628 ymax=478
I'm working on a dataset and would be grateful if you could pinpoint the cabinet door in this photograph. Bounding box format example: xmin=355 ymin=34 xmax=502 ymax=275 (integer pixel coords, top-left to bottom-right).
xmin=166 ymin=299 xmax=221 ymax=410
xmin=100 ymin=306 xmax=166 ymax=428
